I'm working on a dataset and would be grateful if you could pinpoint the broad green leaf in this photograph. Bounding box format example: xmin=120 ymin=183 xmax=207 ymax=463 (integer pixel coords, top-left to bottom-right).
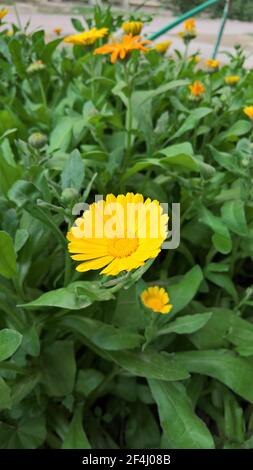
xmin=171 ymin=108 xmax=212 ymax=140
xmin=131 ymin=80 xmax=188 ymax=106
xmin=199 ymin=206 xmax=232 ymax=254
xmin=223 ymin=390 xmax=245 ymax=445
xmin=205 ymin=272 xmax=238 ymax=302
xmin=62 ymin=408 xmax=91 ymax=449
xmin=215 ymin=120 xmax=252 ymax=143
xmin=11 ymin=372 xmax=41 ymax=406
xmin=0 ymin=416 xmax=46 ymax=449
xmin=8 ymin=39 xmax=26 ymax=78
xmin=0 ymin=232 xmax=17 ymax=279
xmin=76 ymin=369 xmax=104 ymax=397
xmin=125 ymin=403 xmax=160 ymax=449
xmin=40 ymin=341 xmax=76 ymax=397
xmin=0 ymin=329 xmax=22 ymax=361
xmin=107 ymin=349 xmax=189 ymax=381
xmin=14 ymin=229 xmax=29 ymax=253
xmin=60 ymin=315 xmax=144 ymax=351
xmin=169 ymin=265 xmax=203 ymax=315
xmin=173 ymin=350 xmax=253 ymax=403
xmin=149 ymin=380 xmax=214 ymax=449
xmin=20 ymin=281 xmax=114 ymax=310
xmin=221 ymin=200 xmax=248 ymax=237
xmin=0 ymin=377 xmax=11 ymax=410
xmin=61 ymin=149 xmax=85 ymax=191
xmin=157 ymin=312 xmax=213 ymax=336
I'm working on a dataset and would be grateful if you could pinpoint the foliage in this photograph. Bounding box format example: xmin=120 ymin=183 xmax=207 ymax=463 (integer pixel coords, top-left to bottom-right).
xmin=169 ymin=0 xmax=253 ymax=21
xmin=0 ymin=6 xmax=253 ymax=449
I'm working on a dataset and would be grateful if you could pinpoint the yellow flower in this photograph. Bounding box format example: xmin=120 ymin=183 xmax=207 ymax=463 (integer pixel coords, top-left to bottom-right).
xmin=64 ymin=27 xmax=108 ymax=46
xmin=94 ymin=34 xmax=151 ymax=63
xmin=67 ymin=193 xmax=168 ymax=276
xmin=53 ymin=27 xmax=62 ymax=35
xmin=189 ymin=55 xmax=201 ymax=64
xmin=225 ymin=75 xmax=240 ymax=85
xmin=244 ymin=106 xmax=253 ymax=120
xmin=122 ymin=21 xmax=143 ymax=35
xmin=141 ymin=286 xmax=173 ymax=314
xmin=0 ymin=8 xmax=8 ymax=21
xmin=205 ymin=58 xmax=220 ymax=70
xmin=5 ymin=30 xmax=13 ymax=37
xmin=189 ymin=80 xmax=205 ymax=97
xmin=184 ymin=18 xmax=196 ymax=33
xmin=154 ymin=40 xmax=172 ymax=54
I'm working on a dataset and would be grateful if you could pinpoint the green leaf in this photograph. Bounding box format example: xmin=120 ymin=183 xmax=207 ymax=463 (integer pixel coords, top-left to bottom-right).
xmin=215 ymin=120 xmax=252 ymax=143
xmin=199 ymin=206 xmax=232 ymax=254
xmin=205 ymin=272 xmax=238 ymax=302
xmin=40 ymin=341 xmax=76 ymax=397
xmin=20 ymin=281 xmax=114 ymax=310
xmin=62 ymin=408 xmax=91 ymax=449
xmin=0 ymin=377 xmax=11 ymax=410
xmin=169 ymin=265 xmax=203 ymax=315
xmin=8 ymin=39 xmax=26 ymax=78
xmin=107 ymin=349 xmax=189 ymax=381
xmin=171 ymin=108 xmax=212 ymax=140
xmin=61 ymin=149 xmax=85 ymax=191
xmin=0 ymin=416 xmax=46 ymax=449
xmin=221 ymin=200 xmax=248 ymax=237
xmin=157 ymin=312 xmax=213 ymax=336
xmin=173 ymin=350 xmax=253 ymax=403
xmin=60 ymin=315 xmax=144 ymax=351
xmin=0 ymin=329 xmax=22 ymax=361
xmin=149 ymin=380 xmax=214 ymax=449
xmin=76 ymin=369 xmax=104 ymax=397
xmin=0 ymin=232 xmax=17 ymax=279
xmin=14 ymin=229 xmax=29 ymax=253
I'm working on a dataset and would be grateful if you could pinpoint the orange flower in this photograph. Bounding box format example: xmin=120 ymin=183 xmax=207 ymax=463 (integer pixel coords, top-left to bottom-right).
xmin=205 ymin=58 xmax=220 ymax=70
xmin=189 ymin=80 xmax=205 ymax=97
xmin=94 ymin=34 xmax=151 ymax=63
xmin=53 ymin=27 xmax=62 ymax=35
xmin=184 ymin=18 xmax=196 ymax=32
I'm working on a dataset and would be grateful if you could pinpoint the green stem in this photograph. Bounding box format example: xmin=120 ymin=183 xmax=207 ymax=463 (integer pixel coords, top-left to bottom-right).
xmin=122 ymin=62 xmax=133 ymax=171
xmin=39 ymin=77 xmax=47 ymax=107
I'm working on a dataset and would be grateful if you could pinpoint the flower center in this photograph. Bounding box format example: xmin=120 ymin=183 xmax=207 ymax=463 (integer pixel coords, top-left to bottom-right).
xmin=107 ymin=237 xmax=138 ymax=258
xmin=147 ymin=297 xmax=163 ymax=311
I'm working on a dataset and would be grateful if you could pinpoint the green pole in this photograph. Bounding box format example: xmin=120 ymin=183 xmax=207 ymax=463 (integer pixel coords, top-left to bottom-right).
xmin=212 ymin=0 xmax=230 ymax=58
xmin=148 ymin=0 xmax=220 ymax=40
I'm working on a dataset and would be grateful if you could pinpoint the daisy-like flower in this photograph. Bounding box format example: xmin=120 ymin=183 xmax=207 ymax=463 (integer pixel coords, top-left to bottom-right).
xmin=184 ymin=18 xmax=196 ymax=33
xmin=67 ymin=193 xmax=168 ymax=276
xmin=0 ymin=8 xmax=8 ymax=21
xmin=53 ymin=27 xmax=62 ymax=35
xmin=244 ymin=106 xmax=253 ymax=120
xmin=141 ymin=286 xmax=173 ymax=314
xmin=205 ymin=58 xmax=220 ymax=71
xmin=94 ymin=34 xmax=151 ymax=63
xmin=64 ymin=27 xmax=108 ymax=46
xmin=225 ymin=75 xmax=240 ymax=86
xmin=189 ymin=80 xmax=205 ymax=98
xmin=122 ymin=21 xmax=143 ymax=35
xmin=154 ymin=40 xmax=172 ymax=54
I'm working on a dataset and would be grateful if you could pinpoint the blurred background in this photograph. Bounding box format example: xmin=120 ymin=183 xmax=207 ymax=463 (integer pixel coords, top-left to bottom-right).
xmin=2 ymin=1 xmax=253 ymax=65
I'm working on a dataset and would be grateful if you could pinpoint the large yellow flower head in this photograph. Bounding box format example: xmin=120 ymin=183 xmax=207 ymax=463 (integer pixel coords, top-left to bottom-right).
xmin=64 ymin=27 xmax=108 ymax=46
xmin=122 ymin=21 xmax=143 ymax=35
xmin=154 ymin=40 xmax=172 ymax=54
xmin=141 ymin=286 xmax=172 ymax=314
xmin=67 ymin=193 xmax=168 ymax=276
xmin=0 ymin=8 xmax=8 ymax=21
xmin=244 ymin=106 xmax=253 ymax=120
xmin=189 ymin=80 xmax=205 ymax=97
xmin=94 ymin=34 xmax=151 ymax=63
xmin=225 ymin=75 xmax=240 ymax=86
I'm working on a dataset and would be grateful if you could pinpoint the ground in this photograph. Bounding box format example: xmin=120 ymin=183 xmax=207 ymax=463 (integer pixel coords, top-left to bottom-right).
xmin=3 ymin=2 xmax=253 ymax=66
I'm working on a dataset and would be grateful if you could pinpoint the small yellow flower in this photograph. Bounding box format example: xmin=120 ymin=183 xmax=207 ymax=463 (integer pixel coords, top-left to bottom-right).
xmin=189 ymin=80 xmax=205 ymax=97
xmin=184 ymin=18 xmax=196 ymax=33
xmin=205 ymin=58 xmax=220 ymax=70
xmin=67 ymin=193 xmax=168 ymax=276
xmin=5 ymin=30 xmax=13 ymax=37
xmin=53 ymin=27 xmax=62 ymax=35
xmin=225 ymin=75 xmax=240 ymax=85
xmin=64 ymin=27 xmax=108 ymax=46
xmin=94 ymin=35 xmax=151 ymax=63
xmin=122 ymin=21 xmax=143 ymax=36
xmin=141 ymin=286 xmax=173 ymax=314
xmin=154 ymin=40 xmax=172 ymax=54
xmin=189 ymin=55 xmax=201 ymax=64
xmin=0 ymin=8 xmax=8 ymax=21
xmin=244 ymin=106 xmax=253 ymax=120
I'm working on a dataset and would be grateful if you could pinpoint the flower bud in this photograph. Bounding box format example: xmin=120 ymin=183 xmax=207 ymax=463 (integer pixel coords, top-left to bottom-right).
xmin=27 ymin=60 xmax=45 ymax=74
xmin=28 ymin=132 xmax=47 ymax=149
xmin=61 ymin=187 xmax=79 ymax=204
